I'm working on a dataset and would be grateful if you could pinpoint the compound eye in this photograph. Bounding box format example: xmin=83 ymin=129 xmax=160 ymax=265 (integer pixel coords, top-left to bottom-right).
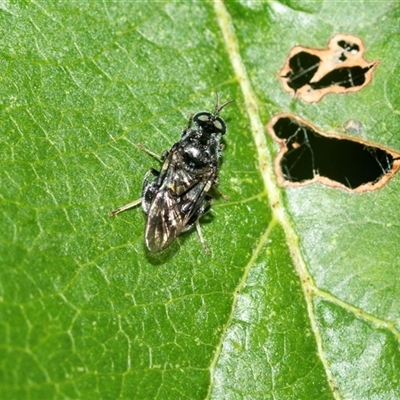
xmin=193 ymin=112 xmax=227 ymax=134
xmin=213 ymin=117 xmax=226 ymax=135
xmin=193 ymin=112 xmax=212 ymax=127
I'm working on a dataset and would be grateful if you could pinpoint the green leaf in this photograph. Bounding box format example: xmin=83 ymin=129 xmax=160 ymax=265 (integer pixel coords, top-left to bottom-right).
xmin=1 ymin=1 xmax=399 ymax=399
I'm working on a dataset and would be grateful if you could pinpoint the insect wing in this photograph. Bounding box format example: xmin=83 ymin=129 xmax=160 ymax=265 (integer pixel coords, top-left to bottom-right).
xmin=144 ymin=156 xmax=216 ymax=252
xmin=144 ymin=189 xmax=183 ymax=252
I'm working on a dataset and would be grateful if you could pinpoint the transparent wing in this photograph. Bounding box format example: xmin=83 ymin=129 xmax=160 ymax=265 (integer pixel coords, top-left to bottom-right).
xmin=144 ymin=167 xmax=216 ymax=252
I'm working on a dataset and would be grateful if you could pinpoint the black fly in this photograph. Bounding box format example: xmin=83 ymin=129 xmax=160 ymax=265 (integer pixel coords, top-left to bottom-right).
xmin=109 ymin=95 xmax=234 ymax=253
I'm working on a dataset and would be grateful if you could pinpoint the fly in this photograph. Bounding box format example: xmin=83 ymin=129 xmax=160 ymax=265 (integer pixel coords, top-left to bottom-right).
xmin=109 ymin=94 xmax=234 ymax=253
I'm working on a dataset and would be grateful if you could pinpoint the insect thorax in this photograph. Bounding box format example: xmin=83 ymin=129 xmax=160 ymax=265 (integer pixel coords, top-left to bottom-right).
xmin=178 ymin=129 xmax=222 ymax=170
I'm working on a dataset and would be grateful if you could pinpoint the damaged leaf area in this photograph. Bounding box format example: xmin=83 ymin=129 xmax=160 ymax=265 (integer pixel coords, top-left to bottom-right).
xmin=279 ymin=34 xmax=378 ymax=103
xmin=267 ymin=114 xmax=400 ymax=192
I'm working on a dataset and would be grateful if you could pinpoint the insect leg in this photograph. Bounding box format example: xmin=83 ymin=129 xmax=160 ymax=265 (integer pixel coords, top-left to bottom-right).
xmin=195 ymin=220 xmax=210 ymax=255
xmin=110 ymin=168 xmax=160 ymax=217
xmin=186 ymin=113 xmax=194 ymax=129
xmin=211 ymin=183 xmax=230 ymax=200
xmin=109 ymin=197 xmax=142 ymax=216
xmin=181 ymin=113 xmax=194 ymax=138
xmin=182 ymin=195 xmax=214 ymax=254
xmin=136 ymin=143 xmax=167 ymax=162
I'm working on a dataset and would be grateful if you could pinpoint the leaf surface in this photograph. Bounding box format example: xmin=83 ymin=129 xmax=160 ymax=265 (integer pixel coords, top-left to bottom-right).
xmin=1 ymin=1 xmax=399 ymax=399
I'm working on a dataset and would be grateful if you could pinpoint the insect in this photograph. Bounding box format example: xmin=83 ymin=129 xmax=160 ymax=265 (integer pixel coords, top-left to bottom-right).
xmin=110 ymin=95 xmax=234 ymax=253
